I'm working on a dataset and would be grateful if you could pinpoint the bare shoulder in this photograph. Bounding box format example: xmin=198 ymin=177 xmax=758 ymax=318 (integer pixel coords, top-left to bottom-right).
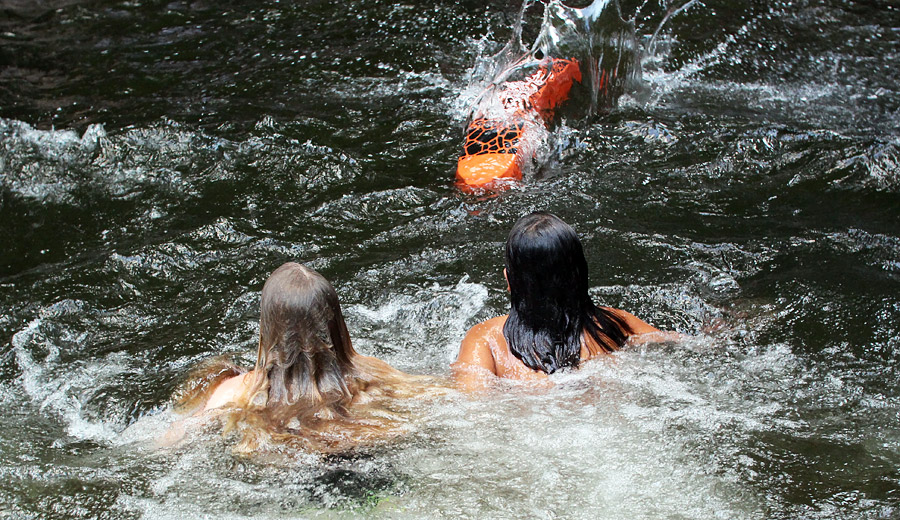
xmin=203 ymin=372 xmax=251 ymax=411
xmin=460 ymin=315 xmax=507 ymax=354
xmin=452 ymin=315 xmax=507 ymax=382
xmin=468 ymin=315 xmax=507 ymax=336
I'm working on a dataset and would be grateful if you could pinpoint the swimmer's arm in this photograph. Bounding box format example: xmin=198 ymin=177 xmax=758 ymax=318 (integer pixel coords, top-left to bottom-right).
xmin=158 ymin=375 xmax=246 ymax=448
xmin=451 ymin=322 xmax=498 ymax=392
xmin=158 ymin=406 xmax=231 ymax=449
xmin=158 ymin=417 xmax=188 ymax=448
xmin=606 ymin=307 xmax=685 ymax=343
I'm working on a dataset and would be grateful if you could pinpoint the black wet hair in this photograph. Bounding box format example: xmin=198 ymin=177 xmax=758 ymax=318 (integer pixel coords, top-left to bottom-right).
xmin=502 ymin=212 xmax=632 ymax=373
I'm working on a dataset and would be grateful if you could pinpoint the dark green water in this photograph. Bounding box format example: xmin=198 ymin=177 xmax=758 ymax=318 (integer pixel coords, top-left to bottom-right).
xmin=1 ymin=0 xmax=898 ymax=518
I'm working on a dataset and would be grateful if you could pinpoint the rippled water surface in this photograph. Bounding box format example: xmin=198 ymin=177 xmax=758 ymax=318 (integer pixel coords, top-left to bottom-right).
xmin=1 ymin=0 xmax=899 ymax=518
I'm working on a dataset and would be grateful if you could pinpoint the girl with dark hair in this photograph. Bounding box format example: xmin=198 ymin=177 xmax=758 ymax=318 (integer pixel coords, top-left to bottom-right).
xmin=172 ymin=262 xmax=430 ymax=453
xmin=453 ymin=212 xmax=663 ymax=389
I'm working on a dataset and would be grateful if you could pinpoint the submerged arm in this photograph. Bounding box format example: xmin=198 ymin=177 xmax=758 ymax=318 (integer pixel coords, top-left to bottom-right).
xmin=158 ymin=371 xmax=251 ymax=448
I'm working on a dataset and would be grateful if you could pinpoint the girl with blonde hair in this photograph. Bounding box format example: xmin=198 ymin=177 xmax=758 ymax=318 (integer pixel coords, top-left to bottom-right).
xmin=175 ymin=262 xmax=427 ymax=453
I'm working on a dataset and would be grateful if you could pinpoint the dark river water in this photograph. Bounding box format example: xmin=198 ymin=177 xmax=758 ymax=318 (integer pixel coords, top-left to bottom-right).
xmin=1 ymin=0 xmax=899 ymax=518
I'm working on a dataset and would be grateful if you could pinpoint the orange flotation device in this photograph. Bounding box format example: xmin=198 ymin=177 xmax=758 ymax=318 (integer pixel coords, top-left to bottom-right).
xmin=456 ymin=57 xmax=582 ymax=191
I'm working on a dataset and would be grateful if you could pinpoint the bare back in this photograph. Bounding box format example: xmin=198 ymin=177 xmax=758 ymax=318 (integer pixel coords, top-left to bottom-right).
xmin=451 ymin=308 xmax=661 ymax=391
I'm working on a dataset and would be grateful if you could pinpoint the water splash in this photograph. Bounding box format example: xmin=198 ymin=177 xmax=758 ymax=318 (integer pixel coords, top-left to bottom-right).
xmin=11 ymin=300 xmax=124 ymax=442
xmin=1 ymin=1 xmax=898 ymax=518
xmin=454 ymin=0 xmax=659 ymax=189
xmin=465 ymin=0 xmax=642 ymax=118
xmin=346 ymin=276 xmax=489 ymax=373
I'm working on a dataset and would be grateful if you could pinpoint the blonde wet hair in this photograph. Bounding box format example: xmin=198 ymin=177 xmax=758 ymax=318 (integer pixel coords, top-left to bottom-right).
xmin=176 ymin=262 xmax=435 ymax=453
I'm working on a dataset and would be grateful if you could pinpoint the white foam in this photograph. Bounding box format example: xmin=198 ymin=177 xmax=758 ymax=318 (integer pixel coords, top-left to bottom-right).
xmin=347 ymin=276 xmax=489 ymax=370
xmin=829 ymin=139 xmax=900 ymax=191
xmin=11 ymin=302 xmax=127 ymax=442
